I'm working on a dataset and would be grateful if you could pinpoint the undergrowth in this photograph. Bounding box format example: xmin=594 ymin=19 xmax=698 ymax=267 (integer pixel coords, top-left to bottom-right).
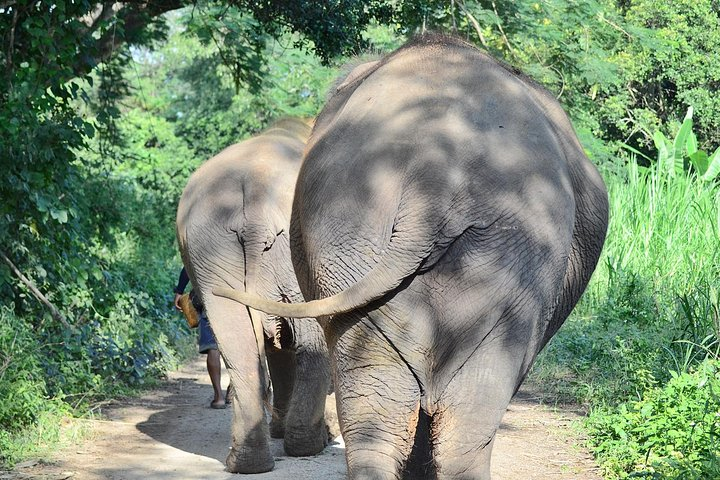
xmin=587 ymin=359 xmax=720 ymax=479
xmin=531 ymin=110 xmax=720 ymax=479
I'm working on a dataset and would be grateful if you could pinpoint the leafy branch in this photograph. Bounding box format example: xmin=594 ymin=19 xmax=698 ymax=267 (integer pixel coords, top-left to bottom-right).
xmin=0 ymin=250 xmax=70 ymax=329
xmin=455 ymin=0 xmax=489 ymax=49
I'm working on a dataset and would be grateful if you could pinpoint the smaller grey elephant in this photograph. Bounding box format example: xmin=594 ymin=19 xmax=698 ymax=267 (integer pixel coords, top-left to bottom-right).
xmin=176 ymin=118 xmax=332 ymax=473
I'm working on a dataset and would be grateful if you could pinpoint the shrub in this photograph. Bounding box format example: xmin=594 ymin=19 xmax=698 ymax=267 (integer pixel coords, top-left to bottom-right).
xmin=0 ymin=308 xmax=72 ymax=467
xmin=0 ymin=308 xmax=50 ymax=431
xmin=587 ymin=359 xmax=720 ymax=479
xmin=531 ymin=312 xmax=669 ymax=407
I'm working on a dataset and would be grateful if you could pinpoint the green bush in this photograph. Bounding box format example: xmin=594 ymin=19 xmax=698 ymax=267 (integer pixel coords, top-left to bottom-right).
xmin=0 ymin=308 xmax=72 ymax=466
xmin=587 ymin=359 xmax=720 ymax=479
xmin=531 ymin=311 xmax=669 ymax=406
xmin=37 ymin=296 xmax=188 ymax=405
xmin=0 ymin=309 xmax=52 ymax=430
xmin=530 ymin=109 xmax=720 ymax=478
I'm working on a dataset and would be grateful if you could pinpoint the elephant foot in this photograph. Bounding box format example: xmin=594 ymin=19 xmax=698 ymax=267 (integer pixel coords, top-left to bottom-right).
xmin=283 ymin=421 xmax=329 ymax=457
xmin=225 ymin=445 xmax=274 ymax=474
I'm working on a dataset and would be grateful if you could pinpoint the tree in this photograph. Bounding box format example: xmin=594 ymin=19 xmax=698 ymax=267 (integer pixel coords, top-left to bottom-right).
xmin=610 ymin=0 xmax=720 ymax=149
xmin=0 ymin=2 xmax=404 ymax=457
xmin=0 ymin=0 xmax=396 ymax=317
xmin=1 ymin=1 xmax=394 ymax=88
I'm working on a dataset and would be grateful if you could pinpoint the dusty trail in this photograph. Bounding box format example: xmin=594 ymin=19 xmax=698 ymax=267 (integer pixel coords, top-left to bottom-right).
xmin=18 ymin=356 xmax=602 ymax=479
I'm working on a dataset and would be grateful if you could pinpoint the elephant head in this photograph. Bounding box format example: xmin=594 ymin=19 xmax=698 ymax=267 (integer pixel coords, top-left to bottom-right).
xmin=215 ymin=34 xmax=608 ymax=479
xmin=176 ymin=117 xmax=331 ymax=473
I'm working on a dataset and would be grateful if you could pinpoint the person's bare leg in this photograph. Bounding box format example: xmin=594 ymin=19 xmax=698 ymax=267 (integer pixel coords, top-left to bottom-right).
xmin=207 ymin=349 xmax=224 ymax=408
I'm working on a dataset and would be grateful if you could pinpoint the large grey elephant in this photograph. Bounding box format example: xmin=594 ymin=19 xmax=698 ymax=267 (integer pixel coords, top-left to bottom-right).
xmin=176 ymin=118 xmax=331 ymax=473
xmin=216 ymin=35 xmax=609 ymax=479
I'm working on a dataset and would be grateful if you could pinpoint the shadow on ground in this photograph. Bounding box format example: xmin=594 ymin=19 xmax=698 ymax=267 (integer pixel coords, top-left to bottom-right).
xmin=12 ymin=356 xmax=599 ymax=479
xmin=135 ymin=374 xmax=232 ymax=463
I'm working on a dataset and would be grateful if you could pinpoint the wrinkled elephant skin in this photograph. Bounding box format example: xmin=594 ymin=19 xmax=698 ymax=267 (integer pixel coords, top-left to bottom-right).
xmin=176 ymin=118 xmax=331 ymax=473
xmin=216 ymin=35 xmax=609 ymax=479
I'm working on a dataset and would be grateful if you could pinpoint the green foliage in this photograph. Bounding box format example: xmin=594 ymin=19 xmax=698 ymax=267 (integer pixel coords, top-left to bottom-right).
xmin=0 ymin=407 xmax=77 ymax=468
xmin=33 ymin=291 xmax=188 ymax=402
xmin=618 ymin=0 xmax=720 ymax=149
xmin=142 ymin=13 xmax=338 ymax=159
xmin=587 ymin=360 xmax=720 ymax=479
xmin=649 ymin=108 xmax=720 ymax=182
xmin=604 ymin=113 xmax=719 ymax=375
xmin=600 ymin=135 xmax=720 ymax=308
xmin=182 ymin=5 xmax=270 ymax=94
xmin=0 ymin=309 xmax=53 ymax=430
xmin=0 ymin=308 xmax=72 ymax=466
xmin=1 ymin=6 xmax=191 ymax=466
xmin=1 ymin=4 xmax=93 ymax=270
xmin=383 ymin=0 xmax=720 ymax=163
xmin=532 ymin=315 xmax=665 ymax=405
xmin=535 ymin=269 xmax=716 ymax=406
xmin=242 ymin=0 xmax=395 ymax=62
xmin=533 ymin=108 xmax=720 ymax=477
xmin=672 ymin=287 xmax=720 ymax=374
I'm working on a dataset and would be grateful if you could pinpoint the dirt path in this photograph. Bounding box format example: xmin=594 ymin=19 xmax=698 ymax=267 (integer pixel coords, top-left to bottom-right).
xmin=19 ymin=356 xmax=602 ymax=479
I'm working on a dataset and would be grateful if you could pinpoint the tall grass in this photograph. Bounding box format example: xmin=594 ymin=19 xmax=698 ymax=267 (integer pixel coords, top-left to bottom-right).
xmin=601 ymin=158 xmax=720 ymax=305
xmin=598 ymin=137 xmax=720 ymax=364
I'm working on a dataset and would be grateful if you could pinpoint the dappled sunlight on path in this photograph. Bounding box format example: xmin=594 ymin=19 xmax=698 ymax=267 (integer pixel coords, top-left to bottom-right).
xmin=20 ymin=357 xmax=600 ymax=479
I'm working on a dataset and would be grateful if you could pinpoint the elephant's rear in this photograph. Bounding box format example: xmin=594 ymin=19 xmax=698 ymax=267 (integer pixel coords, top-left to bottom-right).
xmin=177 ymin=119 xmax=309 ymax=295
xmin=175 ymin=118 xmax=325 ymax=474
xmin=290 ymin=35 xmax=608 ymax=479
xmin=294 ymin=35 xmax=607 ymax=357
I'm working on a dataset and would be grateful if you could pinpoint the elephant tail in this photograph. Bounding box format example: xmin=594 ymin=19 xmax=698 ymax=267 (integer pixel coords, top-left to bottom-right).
xmin=213 ymin=264 xmax=402 ymax=319
xmin=214 ymin=232 xmax=430 ymax=319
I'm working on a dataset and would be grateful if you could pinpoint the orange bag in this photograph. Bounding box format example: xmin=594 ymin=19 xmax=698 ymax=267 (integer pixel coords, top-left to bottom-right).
xmin=178 ymin=294 xmax=199 ymax=328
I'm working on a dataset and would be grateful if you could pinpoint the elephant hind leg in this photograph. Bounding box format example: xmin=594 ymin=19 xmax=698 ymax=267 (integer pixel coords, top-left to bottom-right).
xmin=266 ymin=346 xmax=297 ymax=439
xmin=333 ymin=317 xmax=422 ymax=479
xmin=284 ymin=346 xmax=332 ymax=456
xmin=403 ymin=408 xmax=436 ymax=480
xmin=431 ymin=347 xmax=523 ymax=480
xmin=283 ymin=317 xmax=332 ymax=456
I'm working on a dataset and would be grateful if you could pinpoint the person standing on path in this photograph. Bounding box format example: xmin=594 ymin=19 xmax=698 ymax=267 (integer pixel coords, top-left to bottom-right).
xmin=173 ymin=266 xmax=231 ymax=409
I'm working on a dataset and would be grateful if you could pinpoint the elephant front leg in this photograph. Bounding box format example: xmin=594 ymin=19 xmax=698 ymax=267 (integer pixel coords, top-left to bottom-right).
xmin=283 ymin=317 xmax=332 ymax=456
